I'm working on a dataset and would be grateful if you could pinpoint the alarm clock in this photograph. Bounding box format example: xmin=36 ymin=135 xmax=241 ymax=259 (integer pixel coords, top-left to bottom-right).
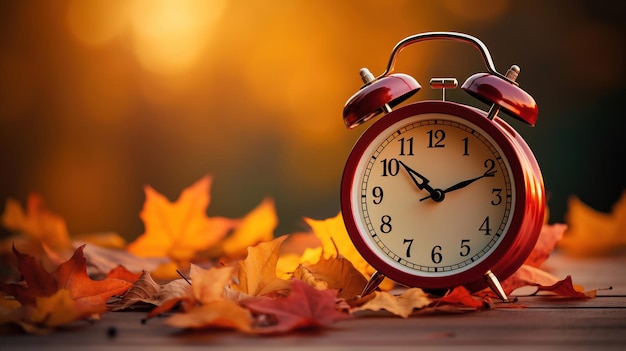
xmin=340 ymin=32 xmax=545 ymax=301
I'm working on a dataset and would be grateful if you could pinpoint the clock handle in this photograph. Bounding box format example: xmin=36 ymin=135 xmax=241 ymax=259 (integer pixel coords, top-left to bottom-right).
xmin=378 ymin=32 xmax=510 ymax=82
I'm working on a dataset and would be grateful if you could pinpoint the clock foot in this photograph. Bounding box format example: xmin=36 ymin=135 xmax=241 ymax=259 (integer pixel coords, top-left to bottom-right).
xmin=484 ymin=270 xmax=510 ymax=302
xmin=361 ymin=271 xmax=386 ymax=297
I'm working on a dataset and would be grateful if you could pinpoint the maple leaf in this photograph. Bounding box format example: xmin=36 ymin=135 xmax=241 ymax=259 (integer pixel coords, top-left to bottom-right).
xmin=559 ymin=193 xmax=626 ymax=257
xmin=231 ymin=236 xmax=292 ymax=297
xmin=126 ymin=175 xmax=238 ymax=263
xmin=351 ymin=288 xmax=432 ymax=318
xmin=1 ymin=245 xmax=132 ymax=308
xmin=532 ymin=275 xmax=595 ymax=298
xmin=106 ymin=265 xmax=142 ymax=284
xmin=189 ymin=264 xmax=234 ymax=304
xmin=219 ymin=197 xmax=278 ymax=260
xmin=304 ymin=213 xmax=395 ymax=291
xmin=500 ymin=264 xmax=560 ymax=296
xmin=243 ymin=279 xmax=351 ymax=334
xmin=436 ymin=286 xmax=490 ymax=309
xmin=293 ymin=257 xmax=368 ymax=300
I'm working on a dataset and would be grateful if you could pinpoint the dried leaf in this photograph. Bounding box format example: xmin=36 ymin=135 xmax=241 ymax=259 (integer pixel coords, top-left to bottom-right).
xmin=436 ymin=286 xmax=489 ymax=309
xmin=500 ymin=264 xmax=560 ymax=296
xmin=1 ymin=245 xmax=132 ymax=308
xmin=559 ymin=193 xmax=626 ymax=256
xmin=105 ymin=265 xmax=142 ymax=284
xmin=164 ymin=300 xmax=252 ymax=332
xmin=189 ymin=265 xmax=234 ymax=304
xmin=351 ymin=288 xmax=431 ymax=318
xmin=524 ymin=223 xmax=567 ymax=268
xmin=304 ymin=213 xmax=394 ymax=291
xmin=293 ymin=257 xmax=368 ymax=300
xmin=231 ymin=236 xmax=292 ymax=297
xmin=109 ymin=271 xmax=189 ymax=311
xmin=244 ymin=279 xmax=351 ymax=334
xmin=533 ymin=276 xmax=594 ymax=298
xmin=126 ymin=176 xmax=237 ymax=262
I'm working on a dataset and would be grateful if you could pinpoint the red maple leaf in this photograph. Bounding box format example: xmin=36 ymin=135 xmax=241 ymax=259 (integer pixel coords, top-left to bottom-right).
xmin=1 ymin=245 xmax=132 ymax=307
xmin=243 ymin=279 xmax=351 ymax=334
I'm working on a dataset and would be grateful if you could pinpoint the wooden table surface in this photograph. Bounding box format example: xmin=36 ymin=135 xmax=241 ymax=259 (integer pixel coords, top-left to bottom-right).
xmin=1 ymin=253 xmax=625 ymax=351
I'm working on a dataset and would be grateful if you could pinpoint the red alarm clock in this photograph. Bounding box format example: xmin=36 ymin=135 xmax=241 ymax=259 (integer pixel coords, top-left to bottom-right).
xmin=340 ymin=32 xmax=544 ymax=301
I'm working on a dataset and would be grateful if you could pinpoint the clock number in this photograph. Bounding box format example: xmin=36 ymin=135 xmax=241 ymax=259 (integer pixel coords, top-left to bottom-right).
xmin=427 ymin=129 xmax=446 ymax=148
xmin=479 ymin=217 xmax=492 ymax=235
xmin=431 ymin=245 xmax=443 ymax=264
xmin=372 ymin=186 xmax=384 ymax=204
xmin=459 ymin=239 xmax=471 ymax=257
xmin=380 ymin=158 xmax=400 ymax=177
xmin=484 ymin=159 xmax=497 ymax=176
xmin=398 ymin=137 xmax=414 ymax=156
xmin=380 ymin=215 xmax=392 ymax=233
xmin=403 ymin=239 xmax=413 ymax=258
xmin=462 ymin=137 xmax=469 ymax=156
xmin=491 ymin=188 xmax=502 ymax=205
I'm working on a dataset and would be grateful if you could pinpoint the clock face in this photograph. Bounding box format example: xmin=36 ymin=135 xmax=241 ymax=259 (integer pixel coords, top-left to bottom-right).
xmin=346 ymin=112 xmax=516 ymax=280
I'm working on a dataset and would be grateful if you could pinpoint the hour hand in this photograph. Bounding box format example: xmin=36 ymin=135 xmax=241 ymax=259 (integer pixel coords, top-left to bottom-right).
xmin=399 ymin=161 xmax=444 ymax=202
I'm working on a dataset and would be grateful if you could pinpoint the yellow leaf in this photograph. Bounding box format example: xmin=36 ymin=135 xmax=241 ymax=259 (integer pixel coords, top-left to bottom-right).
xmin=126 ymin=176 xmax=237 ymax=262
xmin=304 ymin=213 xmax=394 ymax=291
xmin=232 ymin=236 xmax=292 ymax=297
xmin=559 ymin=193 xmax=626 ymax=257
xmin=293 ymin=257 xmax=368 ymax=300
xmin=352 ymin=288 xmax=432 ymax=318
xmin=189 ymin=265 xmax=234 ymax=304
xmin=220 ymin=197 xmax=277 ymax=259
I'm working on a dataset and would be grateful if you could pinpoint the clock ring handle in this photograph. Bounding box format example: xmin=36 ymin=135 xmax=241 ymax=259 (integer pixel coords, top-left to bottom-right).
xmin=378 ymin=32 xmax=511 ymax=83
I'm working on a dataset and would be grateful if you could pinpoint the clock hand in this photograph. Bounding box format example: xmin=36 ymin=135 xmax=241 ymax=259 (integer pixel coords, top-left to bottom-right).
xmin=419 ymin=169 xmax=496 ymax=201
xmin=398 ymin=160 xmax=445 ymax=202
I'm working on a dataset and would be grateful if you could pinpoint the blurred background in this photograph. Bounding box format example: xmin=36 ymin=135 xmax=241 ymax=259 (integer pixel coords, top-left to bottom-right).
xmin=0 ymin=0 xmax=624 ymax=240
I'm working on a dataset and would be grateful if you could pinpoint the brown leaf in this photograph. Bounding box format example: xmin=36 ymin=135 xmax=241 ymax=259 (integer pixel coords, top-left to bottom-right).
xmin=244 ymin=279 xmax=351 ymax=334
xmin=293 ymin=257 xmax=368 ymax=300
xmin=109 ymin=271 xmax=189 ymax=311
xmin=164 ymin=300 xmax=252 ymax=332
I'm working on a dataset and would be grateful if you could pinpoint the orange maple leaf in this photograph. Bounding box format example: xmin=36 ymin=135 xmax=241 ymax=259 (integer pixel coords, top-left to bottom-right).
xmin=293 ymin=257 xmax=368 ymax=300
xmin=351 ymin=288 xmax=432 ymax=318
xmin=1 ymin=245 xmax=131 ymax=307
xmin=244 ymin=279 xmax=351 ymax=334
xmin=126 ymin=176 xmax=238 ymax=262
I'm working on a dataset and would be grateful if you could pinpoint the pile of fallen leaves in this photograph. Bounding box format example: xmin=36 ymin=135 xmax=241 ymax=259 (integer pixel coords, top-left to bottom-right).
xmin=0 ymin=175 xmax=622 ymax=334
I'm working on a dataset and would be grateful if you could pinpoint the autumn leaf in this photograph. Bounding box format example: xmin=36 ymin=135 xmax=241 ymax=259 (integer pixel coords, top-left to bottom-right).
xmin=436 ymin=286 xmax=490 ymax=309
xmin=165 ymin=300 xmax=252 ymax=332
xmin=1 ymin=194 xmax=72 ymax=253
xmin=304 ymin=213 xmax=394 ymax=291
xmin=533 ymin=275 xmax=595 ymax=298
xmin=500 ymin=264 xmax=560 ymax=296
xmin=106 ymin=265 xmax=142 ymax=284
xmin=126 ymin=176 xmax=238 ymax=263
xmin=351 ymin=288 xmax=432 ymax=318
xmin=1 ymin=289 xmax=105 ymax=334
xmin=1 ymin=245 xmax=132 ymax=308
xmin=109 ymin=271 xmax=188 ymax=311
xmin=243 ymin=279 xmax=351 ymax=334
xmin=219 ymin=197 xmax=278 ymax=260
xmin=559 ymin=193 xmax=626 ymax=257
xmin=293 ymin=257 xmax=368 ymax=300
xmin=231 ymin=236 xmax=292 ymax=297
xmin=524 ymin=223 xmax=567 ymax=267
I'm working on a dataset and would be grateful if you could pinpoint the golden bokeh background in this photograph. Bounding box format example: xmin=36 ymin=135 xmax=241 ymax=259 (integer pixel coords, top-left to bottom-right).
xmin=1 ymin=0 xmax=624 ymax=239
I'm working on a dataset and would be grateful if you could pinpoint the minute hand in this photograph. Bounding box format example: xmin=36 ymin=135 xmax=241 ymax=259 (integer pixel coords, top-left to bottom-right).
xmin=419 ymin=170 xmax=496 ymax=202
